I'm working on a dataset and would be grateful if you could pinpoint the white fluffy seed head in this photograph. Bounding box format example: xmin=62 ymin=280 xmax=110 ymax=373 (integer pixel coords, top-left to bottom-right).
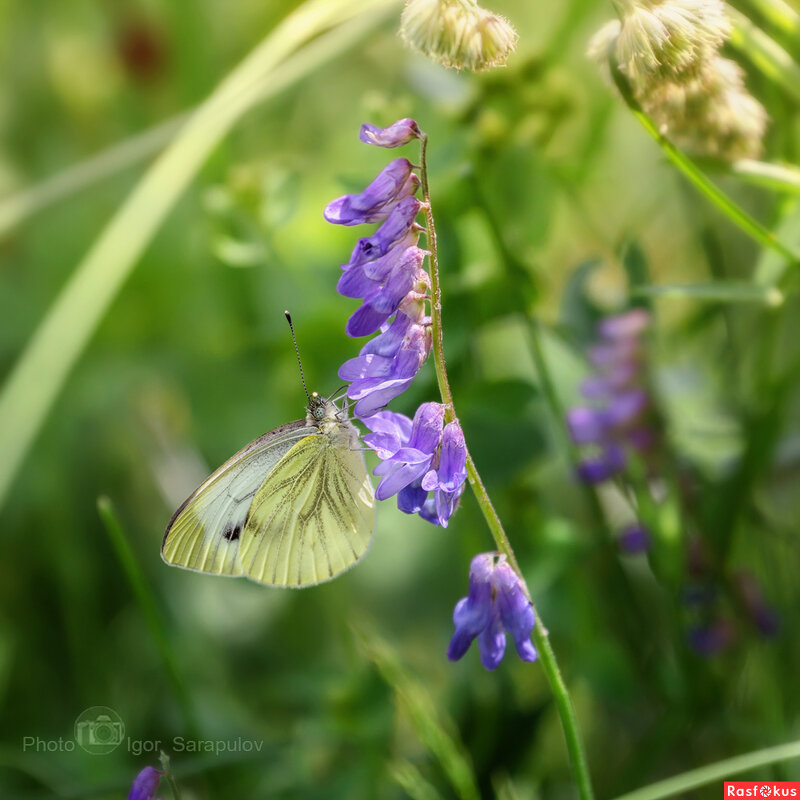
xmin=399 ymin=0 xmax=518 ymax=72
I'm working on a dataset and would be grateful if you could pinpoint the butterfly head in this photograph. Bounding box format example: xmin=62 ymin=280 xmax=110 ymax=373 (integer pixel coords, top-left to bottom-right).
xmin=306 ymin=391 xmax=341 ymax=425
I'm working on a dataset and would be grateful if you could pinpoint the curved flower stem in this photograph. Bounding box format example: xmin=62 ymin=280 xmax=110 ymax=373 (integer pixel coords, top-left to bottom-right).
xmin=419 ymin=134 xmax=596 ymax=800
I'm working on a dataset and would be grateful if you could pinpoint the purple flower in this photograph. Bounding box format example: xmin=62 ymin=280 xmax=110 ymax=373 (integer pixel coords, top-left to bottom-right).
xmin=372 ymin=402 xmax=444 ymax=499
xmin=733 ymin=572 xmax=780 ymax=637
xmin=567 ymin=310 xmax=656 ymax=483
xmin=327 ymin=119 xmax=432 ymax=416
xmin=688 ymin=621 xmax=735 ymax=657
xmin=421 ymin=421 xmax=468 ymax=527
xmin=618 ymin=523 xmax=652 ymax=554
xmin=345 ymin=197 xmax=422 ymax=270
xmin=324 ymin=158 xmax=419 ymax=226
xmin=363 ymin=403 xmax=468 ymax=527
xmin=448 ymin=553 xmax=537 ymax=671
xmin=127 ymin=766 xmax=163 ymax=800
xmin=360 ymin=118 xmax=422 ymax=148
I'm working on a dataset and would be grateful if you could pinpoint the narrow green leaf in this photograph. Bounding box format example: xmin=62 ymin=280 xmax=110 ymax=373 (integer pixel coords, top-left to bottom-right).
xmin=634 ymin=281 xmax=784 ymax=305
xmin=611 ymin=738 xmax=800 ymax=800
xmin=731 ymin=159 xmax=800 ymax=195
xmin=607 ymin=50 xmax=800 ymax=268
xmin=729 ymin=7 xmax=800 ymax=104
xmin=0 ymin=0 xmax=398 ymax=511
xmin=355 ymin=628 xmax=481 ymax=800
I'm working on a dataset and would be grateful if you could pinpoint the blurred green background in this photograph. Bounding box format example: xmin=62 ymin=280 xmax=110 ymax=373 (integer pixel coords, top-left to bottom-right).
xmin=1 ymin=0 xmax=799 ymax=797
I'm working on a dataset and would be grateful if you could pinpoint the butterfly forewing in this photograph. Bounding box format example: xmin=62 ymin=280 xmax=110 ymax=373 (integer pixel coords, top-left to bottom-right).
xmin=161 ymin=421 xmax=311 ymax=576
xmin=239 ymin=422 xmax=375 ymax=587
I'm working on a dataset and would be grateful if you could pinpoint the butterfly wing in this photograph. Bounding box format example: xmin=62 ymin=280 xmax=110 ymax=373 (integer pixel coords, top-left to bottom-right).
xmin=161 ymin=421 xmax=312 ymax=576
xmin=238 ymin=422 xmax=376 ymax=587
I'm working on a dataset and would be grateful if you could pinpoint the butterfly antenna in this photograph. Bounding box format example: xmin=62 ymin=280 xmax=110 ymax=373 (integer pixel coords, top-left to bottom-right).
xmin=285 ymin=310 xmax=311 ymax=403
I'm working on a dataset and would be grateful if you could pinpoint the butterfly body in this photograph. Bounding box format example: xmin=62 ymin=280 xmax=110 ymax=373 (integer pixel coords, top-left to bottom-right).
xmin=162 ymin=395 xmax=375 ymax=587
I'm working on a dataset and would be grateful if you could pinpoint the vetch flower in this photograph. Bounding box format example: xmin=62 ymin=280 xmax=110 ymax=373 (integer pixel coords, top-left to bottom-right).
xmin=127 ymin=766 xmax=163 ymax=800
xmin=567 ymin=309 xmax=657 ymax=484
xmin=619 ymin=522 xmax=652 ymax=554
xmin=363 ymin=403 xmax=468 ymax=527
xmin=324 ymin=158 xmax=419 ymax=226
xmin=327 ymin=120 xmax=433 ymax=416
xmin=448 ymin=553 xmax=537 ymax=670
xmin=360 ymin=118 xmax=422 ymax=148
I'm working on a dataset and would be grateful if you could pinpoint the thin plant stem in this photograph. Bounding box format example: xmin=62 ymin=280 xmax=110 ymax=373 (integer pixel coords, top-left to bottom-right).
xmin=608 ymin=53 xmax=800 ymax=268
xmin=418 ymin=134 xmax=596 ymax=800
xmin=97 ymin=498 xmax=197 ymax=735
xmin=160 ymin=752 xmax=183 ymax=800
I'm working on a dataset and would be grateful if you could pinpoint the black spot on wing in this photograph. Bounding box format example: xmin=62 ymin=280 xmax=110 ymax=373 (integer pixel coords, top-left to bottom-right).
xmin=223 ymin=523 xmax=242 ymax=542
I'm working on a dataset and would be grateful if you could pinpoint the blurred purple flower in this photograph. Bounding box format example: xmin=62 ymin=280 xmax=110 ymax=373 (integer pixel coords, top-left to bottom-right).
xmin=733 ymin=571 xmax=780 ymax=637
xmin=448 ymin=553 xmax=537 ymax=670
xmin=618 ymin=523 xmax=652 ymax=554
xmin=127 ymin=766 xmax=162 ymax=800
xmin=567 ymin=308 xmax=656 ymax=483
xmin=360 ymin=118 xmax=422 ymax=148
xmin=688 ymin=620 xmax=735 ymax=657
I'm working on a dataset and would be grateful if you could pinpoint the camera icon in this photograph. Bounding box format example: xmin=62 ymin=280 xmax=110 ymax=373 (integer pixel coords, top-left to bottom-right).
xmin=74 ymin=706 xmax=125 ymax=754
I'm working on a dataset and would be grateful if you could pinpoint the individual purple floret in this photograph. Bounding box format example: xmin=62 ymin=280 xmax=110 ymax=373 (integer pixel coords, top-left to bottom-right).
xmin=567 ymin=308 xmax=655 ymax=484
xmin=618 ymin=522 xmax=652 ymax=554
xmin=363 ymin=403 xmax=468 ymax=527
xmin=448 ymin=553 xmax=537 ymax=671
xmin=324 ymin=158 xmax=420 ymax=225
xmin=360 ymin=118 xmax=422 ymax=148
xmin=127 ymin=766 xmax=163 ymax=800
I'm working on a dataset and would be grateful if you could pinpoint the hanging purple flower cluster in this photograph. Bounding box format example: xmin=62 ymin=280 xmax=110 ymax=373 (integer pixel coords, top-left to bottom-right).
xmin=447 ymin=553 xmax=537 ymax=670
xmin=325 ymin=118 xmax=432 ymax=420
xmin=324 ymin=119 xmax=468 ymax=527
xmin=566 ymin=308 xmax=656 ymax=484
xmin=361 ymin=402 xmax=466 ymax=527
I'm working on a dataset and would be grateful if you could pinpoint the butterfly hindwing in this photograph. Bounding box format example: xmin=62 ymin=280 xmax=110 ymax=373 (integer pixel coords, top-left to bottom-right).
xmin=161 ymin=421 xmax=311 ymax=576
xmin=239 ymin=423 xmax=375 ymax=587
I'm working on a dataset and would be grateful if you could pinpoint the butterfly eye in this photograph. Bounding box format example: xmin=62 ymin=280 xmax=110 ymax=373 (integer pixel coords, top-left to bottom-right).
xmin=312 ymin=406 xmax=325 ymax=420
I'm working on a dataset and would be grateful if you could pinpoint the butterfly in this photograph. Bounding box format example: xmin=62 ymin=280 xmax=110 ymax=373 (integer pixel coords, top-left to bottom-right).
xmin=161 ymin=391 xmax=376 ymax=588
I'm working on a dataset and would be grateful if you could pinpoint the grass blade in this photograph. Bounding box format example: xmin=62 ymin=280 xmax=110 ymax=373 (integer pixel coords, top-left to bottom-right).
xmin=611 ymin=738 xmax=800 ymax=800
xmin=0 ymin=0 xmax=398 ymax=511
xmin=634 ymin=281 xmax=785 ymax=305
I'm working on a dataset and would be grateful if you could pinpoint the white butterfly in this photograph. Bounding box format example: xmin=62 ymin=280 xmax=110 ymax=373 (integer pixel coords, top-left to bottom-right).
xmin=162 ymin=392 xmax=376 ymax=588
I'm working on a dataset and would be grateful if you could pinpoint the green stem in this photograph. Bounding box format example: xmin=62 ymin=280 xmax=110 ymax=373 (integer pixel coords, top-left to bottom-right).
xmin=419 ymin=134 xmax=595 ymax=800
xmin=608 ymin=54 xmax=800 ymax=268
xmin=159 ymin=751 xmax=183 ymax=800
xmin=98 ymin=498 xmax=197 ymax=735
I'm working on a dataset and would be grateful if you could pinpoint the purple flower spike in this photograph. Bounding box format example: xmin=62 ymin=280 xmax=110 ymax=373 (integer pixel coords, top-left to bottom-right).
xmin=448 ymin=554 xmax=537 ymax=671
xmin=324 ymin=158 xmax=418 ymax=226
xmin=360 ymin=118 xmax=422 ymax=148
xmin=127 ymin=766 xmax=163 ymax=800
